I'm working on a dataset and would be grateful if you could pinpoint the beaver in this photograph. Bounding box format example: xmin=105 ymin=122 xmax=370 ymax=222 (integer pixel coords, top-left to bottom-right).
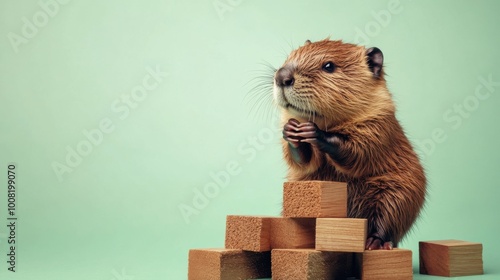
xmin=273 ymin=39 xmax=426 ymax=250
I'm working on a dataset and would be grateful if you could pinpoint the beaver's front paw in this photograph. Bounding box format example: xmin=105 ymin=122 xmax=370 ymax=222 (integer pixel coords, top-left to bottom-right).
xmin=283 ymin=118 xmax=306 ymax=148
xmin=295 ymin=121 xmax=343 ymax=157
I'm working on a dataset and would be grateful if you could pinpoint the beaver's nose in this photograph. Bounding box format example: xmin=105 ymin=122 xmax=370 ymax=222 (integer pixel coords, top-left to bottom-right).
xmin=275 ymin=67 xmax=295 ymax=87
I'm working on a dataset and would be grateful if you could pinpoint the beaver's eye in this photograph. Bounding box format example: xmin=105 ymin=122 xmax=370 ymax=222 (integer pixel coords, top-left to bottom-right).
xmin=322 ymin=62 xmax=336 ymax=73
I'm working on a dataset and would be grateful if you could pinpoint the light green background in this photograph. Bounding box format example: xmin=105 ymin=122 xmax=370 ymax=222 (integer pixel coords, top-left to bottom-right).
xmin=1 ymin=0 xmax=499 ymax=279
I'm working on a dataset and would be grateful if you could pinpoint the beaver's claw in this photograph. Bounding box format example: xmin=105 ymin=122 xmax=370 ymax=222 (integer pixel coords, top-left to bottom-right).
xmin=366 ymin=236 xmax=394 ymax=250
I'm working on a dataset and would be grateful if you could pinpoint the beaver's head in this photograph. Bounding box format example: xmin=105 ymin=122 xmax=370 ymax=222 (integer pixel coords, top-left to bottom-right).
xmin=273 ymin=39 xmax=394 ymax=127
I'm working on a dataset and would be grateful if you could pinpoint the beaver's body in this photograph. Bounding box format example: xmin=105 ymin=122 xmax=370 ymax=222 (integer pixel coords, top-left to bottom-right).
xmin=273 ymin=39 xmax=426 ymax=249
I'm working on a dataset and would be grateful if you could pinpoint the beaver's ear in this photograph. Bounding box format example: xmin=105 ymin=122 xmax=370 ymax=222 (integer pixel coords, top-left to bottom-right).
xmin=305 ymin=40 xmax=312 ymax=45
xmin=366 ymin=47 xmax=383 ymax=78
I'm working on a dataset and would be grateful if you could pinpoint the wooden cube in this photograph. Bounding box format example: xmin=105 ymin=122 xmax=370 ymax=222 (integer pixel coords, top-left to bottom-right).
xmin=315 ymin=218 xmax=367 ymax=253
xmin=188 ymin=248 xmax=271 ymax=280
xmin=419 ymin=240 xmax=483 ymax=277
xmin=355 ymin=248 xmax=413 ymax=280
xmin=283 ymin=181 xmax=347 ymax=218
xmin=271 ymin=249 xmax=351 ymax=280
xmin=270 ymin=217 xmax=316 ymax=249
xmin=225 ymin=215 xmax=271 ymax=252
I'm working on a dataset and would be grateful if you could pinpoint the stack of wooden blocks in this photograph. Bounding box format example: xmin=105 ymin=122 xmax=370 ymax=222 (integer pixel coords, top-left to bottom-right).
xmin=188 ymin=181 xmax=483 ymax=279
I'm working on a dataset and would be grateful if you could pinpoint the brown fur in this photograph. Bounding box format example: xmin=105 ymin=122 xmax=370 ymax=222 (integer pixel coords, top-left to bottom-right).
xmin=275 ymin=39 xmax=426 ymax=247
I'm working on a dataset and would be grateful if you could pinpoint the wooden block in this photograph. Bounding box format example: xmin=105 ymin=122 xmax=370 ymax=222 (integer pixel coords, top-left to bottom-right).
xmin=283 ymin=181 xmax=347 ymax=218
xmin=271 ymin=249 xmax=351 ymax=280
xmin=419 ymin=240 xmax=483 ymax=277
xmin=188 ymin=248 xmax=271 ymax=280
xmin=225 ymin=215 xmax=271 ymax=252
xmin=355 ymin=248 xmax=413 ymax=280
xmin=270 ymin=217 xmax=316 ymax=249
xmin=315 ymin=218 xmax=367 ymax=253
